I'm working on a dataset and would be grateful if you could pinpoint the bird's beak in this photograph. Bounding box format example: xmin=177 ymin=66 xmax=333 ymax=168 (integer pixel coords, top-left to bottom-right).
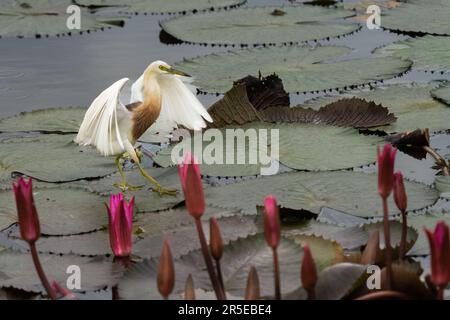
xmin=168 ymin=67 xmax=191 ymax=77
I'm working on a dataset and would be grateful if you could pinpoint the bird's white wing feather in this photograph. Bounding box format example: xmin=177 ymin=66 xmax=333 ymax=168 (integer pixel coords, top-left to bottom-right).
xmin=156 ymin=75 xmax=213 ymax=131
xmin=75 ymin=78 xmax=132 ymax=156
xmin=130 ymin=75 xmax=144 ymax=104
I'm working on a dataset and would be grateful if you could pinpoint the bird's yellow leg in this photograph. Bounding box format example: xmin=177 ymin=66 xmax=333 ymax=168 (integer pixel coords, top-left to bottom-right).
xmin=113 ymin=153 xmax=143 ymax=191
xmin=134 ymin=155 xmax=178 ymax=196
xmin=136 ymin=162 xmax=177 ymax=196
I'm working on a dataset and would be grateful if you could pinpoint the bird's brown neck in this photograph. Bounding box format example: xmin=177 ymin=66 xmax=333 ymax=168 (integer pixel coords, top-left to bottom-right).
xmin=130 ymin=74 xmax=162 ymax=143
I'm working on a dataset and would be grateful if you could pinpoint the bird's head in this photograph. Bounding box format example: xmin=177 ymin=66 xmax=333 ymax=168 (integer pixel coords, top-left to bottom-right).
xmin=147 ymin=60 xmax=191 ymax=77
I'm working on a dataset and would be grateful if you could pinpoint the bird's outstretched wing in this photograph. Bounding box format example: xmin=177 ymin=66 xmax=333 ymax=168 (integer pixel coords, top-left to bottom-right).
xmin=130 ymin=75 xmax=212 ymax=133
xmin=158 ymin=75 xmax=213 ymax=131
xmin=75 ymin=78 xmax=132 ymax=156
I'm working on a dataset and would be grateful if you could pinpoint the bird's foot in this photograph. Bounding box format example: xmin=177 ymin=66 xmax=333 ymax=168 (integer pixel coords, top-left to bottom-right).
xmin=151 ymin=185 xmax=178 ymax=196
xmin=114 ymin=181 xmax=143 ymax=192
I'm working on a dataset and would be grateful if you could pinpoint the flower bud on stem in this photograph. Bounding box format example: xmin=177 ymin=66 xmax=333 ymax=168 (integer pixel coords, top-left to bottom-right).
xmin=195 ymin=218 xmax=225 ymax=300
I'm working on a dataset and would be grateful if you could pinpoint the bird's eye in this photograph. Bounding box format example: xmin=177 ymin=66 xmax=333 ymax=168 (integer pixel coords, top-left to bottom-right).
xmin=159 ymin=65 xmax=167 ymax=71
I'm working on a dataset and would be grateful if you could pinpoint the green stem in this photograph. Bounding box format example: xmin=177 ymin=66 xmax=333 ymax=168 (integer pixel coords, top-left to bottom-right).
xmin=382 ymin=197 xmax=392 ymax=291
xmin=195 ymin=219 xmax=224 ymax=300
xmin=30 ymin=243 xmax=57 ymax=300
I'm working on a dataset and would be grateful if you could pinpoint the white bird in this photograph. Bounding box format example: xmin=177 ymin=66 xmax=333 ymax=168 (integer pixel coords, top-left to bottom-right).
xmin=75 ymin=60 xmax=213 ymax=195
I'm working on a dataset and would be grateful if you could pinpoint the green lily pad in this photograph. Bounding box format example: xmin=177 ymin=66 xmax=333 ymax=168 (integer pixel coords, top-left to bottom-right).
xmin=407 ymin=212 xmax=450 ymax=256
xmin=276 ymin=123 xmax=382 ymax=171
xmin=284 ymin=234 xmax=342 ymax=270
xmin=382 ymin=1 xmax=450 ymax=35
xmin=204 ymin=171 xmax=437 ymax=217
xmin=431 ymin=81 xmax=450 ymax=105
xmin=0 ymin=187 xmax=108 ymax=235
xmin=153 ymin=128 xmax=264 ymax=177
xmin=375 ymin=36 xmax=450 ymax=73
xmin=0 ymin=107 xmax=85 ymax=133
xmin=283 ymin=262 xmax=367 ymax=300
xmin=119 ymin=234 xmax=310 ymax=299
xmin=341 ymin=0 xmax=401 ymax=11
xmin=77 ymin=0 xmax=246 ymax=14
xmin=317 ymin=207 xmax=368 ymax=227
xmin=310 ymin=263 xmax=367 ymax=300
xmin=287 ymin=219 xmax=417 ymax=253
xmin=302 ymin=84 xmax=450 ymax=134
xmin=283 ymin=219 xmax=349 ymax=245
xmin=133 ymin=214 xmax=260 ymax=259
xmin=154 ymin=122 xmax=383 ymax=176
xmin=81 ymin=167 xmax=184 ymax=212
xmin=0 ymin=250 xmax=123 ymax=293
xmin=0 ymin=106 xmax=176 ymax=143
xmin=8 ymin=205 xmax=244 ymax=256
xmin=207 ymin=235 xmax=309 ymax=297
xmin=0 ymin=207 xmax=16 ymax=232
xmin=353 ymin=220 xmax=417 ymax=252
xmin=0 ymin=134 xmax=116 ymax=183
xmin=134 ymin=206 xmax=244 ymax=238
xmin=30 ymin=231 xmax=112 ymax=256
xmin=173 ymin=45 xmax=411 ymax=94
xmin=0 ymin=0 xmax=127 ymax=38
xmin=161 ymin=6 xmax=359 ymax=46
xmin=436 ymin=176 xmax=450 ymax=199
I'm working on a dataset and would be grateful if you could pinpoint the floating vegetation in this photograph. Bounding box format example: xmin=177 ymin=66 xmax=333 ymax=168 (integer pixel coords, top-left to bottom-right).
xmin=76 ymin=0 xmax=246 ymax=15
xmin=375 ymin=36 xmax=450 ymax=73
xmin=301 ymin=84 xmax=450 ymax=134
xmin=0 ymin=0 xmax=127 ymax=38
xmin=381 ymin=0 xmax=450 ymax=35
xmin=160 ymin=6 xmax=359 ymax=46
xmin=0 ymin=134 xmax=116 ymax=183
xmin=173 ymin=46 xmax=411 ymax=94
xmin=202 ymin=171 xmax=437 ymax=217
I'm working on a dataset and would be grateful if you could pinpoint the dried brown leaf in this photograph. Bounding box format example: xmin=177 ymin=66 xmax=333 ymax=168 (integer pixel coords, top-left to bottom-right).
xmin=208 ymin=75 xmax=396 ymax=129
xmin=386 ymin=128 xmax=430 ymax=160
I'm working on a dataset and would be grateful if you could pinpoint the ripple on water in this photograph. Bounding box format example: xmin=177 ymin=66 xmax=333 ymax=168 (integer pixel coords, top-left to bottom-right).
xmin=0 ymin=67 xmax=24 ymax=80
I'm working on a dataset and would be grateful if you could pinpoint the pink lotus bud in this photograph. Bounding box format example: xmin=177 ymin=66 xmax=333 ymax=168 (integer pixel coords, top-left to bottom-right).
xmin=106 ymin=194 xmax=134 ymax=257
xmin=178 ymin=153 xmax=205 ymax=219
xmin=263 ymin=195 xmax=280 ymax=249
xmin=393 ymin=171 xmax=407 ymax=213
xmin=301 ymin=244 xmax=317 ymax=291
xmin=377 ymin=144 xmax=397 ymax=199
xmin=425 ymin=221 xmax=450 ymax=288
xmin=158 ymin=239 xmax=175 ymax=299
xmin=12 ymin=177 xmax=40 ymax=244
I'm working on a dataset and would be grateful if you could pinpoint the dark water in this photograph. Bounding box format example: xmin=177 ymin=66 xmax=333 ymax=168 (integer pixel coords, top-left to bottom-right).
xmin=2 ymin=0 xmax=450 ymax=118
xmin=0 ymin=0 xmax=276 ymax=117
